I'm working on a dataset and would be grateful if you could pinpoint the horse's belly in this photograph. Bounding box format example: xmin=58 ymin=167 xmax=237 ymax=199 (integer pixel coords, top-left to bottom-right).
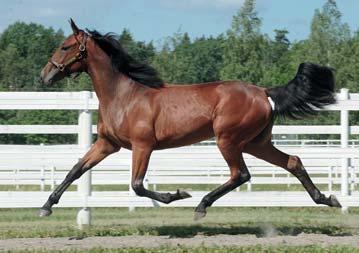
xmin=155 ymin=121 xmax=214 ymax=149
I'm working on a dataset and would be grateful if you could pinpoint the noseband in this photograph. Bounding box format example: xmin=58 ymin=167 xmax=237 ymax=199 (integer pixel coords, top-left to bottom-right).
xmin=50 ymin=33 xmax=88 ymax=74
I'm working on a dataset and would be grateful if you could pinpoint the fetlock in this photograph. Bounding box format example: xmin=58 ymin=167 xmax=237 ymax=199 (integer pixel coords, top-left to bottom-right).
xmin=49 ymin=193 xmax=59 ymax=205
xmin=160 ymin=192 xmax=172 ymax=204
xmin=195 ymin=202 xmax=207 ymax=214
xmin=195 ymin=197 xmax=211 ymax=213
xmin=313 ymin=191 xmax=326 ymax=204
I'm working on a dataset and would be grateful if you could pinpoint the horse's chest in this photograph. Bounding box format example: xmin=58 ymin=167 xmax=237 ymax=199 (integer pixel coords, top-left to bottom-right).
xmin=98 ymin=116 xmax=132 ymax=149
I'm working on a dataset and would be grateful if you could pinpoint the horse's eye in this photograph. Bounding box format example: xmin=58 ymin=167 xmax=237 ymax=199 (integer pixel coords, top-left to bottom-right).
xmin=61 ymin=45 xmax=71 ymax=51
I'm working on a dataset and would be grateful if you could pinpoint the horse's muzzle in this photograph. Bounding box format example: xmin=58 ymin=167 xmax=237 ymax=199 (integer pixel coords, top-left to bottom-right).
xmin=40 ymin=65 xmax=61 ymax=85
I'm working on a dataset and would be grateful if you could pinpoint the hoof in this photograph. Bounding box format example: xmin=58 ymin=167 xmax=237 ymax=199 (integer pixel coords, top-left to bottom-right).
xmin=39 ymin=208 xmax=52 ymax=217
xmin=177 ymin=190 xmax=192 ymax=199
xmin=329 ymin=195 xmax=342 ymax=208
xmin=194 ymin=211 xmax=206 ymax=221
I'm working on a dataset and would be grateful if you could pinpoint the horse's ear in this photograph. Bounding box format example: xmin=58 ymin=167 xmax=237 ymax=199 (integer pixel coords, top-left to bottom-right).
xmin=69 ymin=18 xmax=80 ymax=35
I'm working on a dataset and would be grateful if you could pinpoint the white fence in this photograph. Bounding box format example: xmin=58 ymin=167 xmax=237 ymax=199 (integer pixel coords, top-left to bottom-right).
xmin=0 ymin=89 xmax=359 ymax=227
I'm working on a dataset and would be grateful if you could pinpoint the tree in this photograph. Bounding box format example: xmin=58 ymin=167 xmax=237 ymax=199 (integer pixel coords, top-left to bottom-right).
xmin=272 ymin=29 xmax=290 ymax=62
xmin=190 ymin=36 xmax=224 ymax=83
xmin=299 ymin=0 xmax=350 ymax=65
xmin=0 ymin=22 xmax=64 ymax=91
xmin=220 ymin=0 xmax=268 ymax=84
xmin=153 ymin=33 xmax=224 ymax=83
xmin=261 ymin=29 xmax=292 ymax=87
xmin=0 ymin=22 xmax=81 ymax=144
xmin=334 ymin=33 xmax=359 ymax=91
xmin=151 ymin=41 xmax=174 ymax=82
xmin=231 ymin=0 xmax=261 ymax=39
xmin=0 ymin=44 xmax=26 ymax=90
xmin=152 ymin=32 xmax=196 ymax=83
xmin=119 ymin=29 xmax=156 ymax=63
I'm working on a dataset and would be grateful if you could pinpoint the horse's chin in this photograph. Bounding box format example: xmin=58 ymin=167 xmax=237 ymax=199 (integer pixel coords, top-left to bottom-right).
xmin=41 ymin=68 xmax=64 ymax=86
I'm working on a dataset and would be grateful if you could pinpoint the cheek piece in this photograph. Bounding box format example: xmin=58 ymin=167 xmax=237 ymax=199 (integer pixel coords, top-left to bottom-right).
xmin=49 ymin=33 xmax=88 ymax=78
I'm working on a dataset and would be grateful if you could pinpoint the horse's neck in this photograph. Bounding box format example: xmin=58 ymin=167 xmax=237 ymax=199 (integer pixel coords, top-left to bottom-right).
xmin=87 ymin=61 xmax=115 ymax=103
xmin=86 ymin=50 xmax=126 ymax=104
xmin=86 ymin=52 xmax=141 ymax=109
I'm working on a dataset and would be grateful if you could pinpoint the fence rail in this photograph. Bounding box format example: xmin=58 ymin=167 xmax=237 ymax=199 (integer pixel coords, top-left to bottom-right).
xmin=0 ymin=89 xmax=358 ymax=227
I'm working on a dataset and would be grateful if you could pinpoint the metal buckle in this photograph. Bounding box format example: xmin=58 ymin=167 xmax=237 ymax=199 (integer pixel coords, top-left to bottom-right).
xmin=79 ymin=44 xmax=86 ymax=52
xmin=58 ymin=64 xmax=65 ymax=72
xmin=77 ymin=52 xmax=83 ymax=60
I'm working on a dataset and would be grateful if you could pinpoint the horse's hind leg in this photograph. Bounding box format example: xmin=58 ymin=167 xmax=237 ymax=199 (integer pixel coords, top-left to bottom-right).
xmin=131 ymin=145 xmax=191 ymax=204
xmin=244 ymin=142 xmax=342 ymax=207
xmin=194 ymin=139 xmax=251 ymax=220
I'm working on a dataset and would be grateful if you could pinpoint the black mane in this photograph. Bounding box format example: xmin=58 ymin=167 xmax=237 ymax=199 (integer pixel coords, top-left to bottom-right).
xmin=87 ymin=30 xmax=164 ymax=88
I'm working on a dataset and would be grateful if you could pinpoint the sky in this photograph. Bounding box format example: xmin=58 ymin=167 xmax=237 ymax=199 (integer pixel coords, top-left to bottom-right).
xmin=0 ymin=0 xmax=358 ymax=45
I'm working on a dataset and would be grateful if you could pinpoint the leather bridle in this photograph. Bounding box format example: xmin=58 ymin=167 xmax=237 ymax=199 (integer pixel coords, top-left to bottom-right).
xmin=50 ymin=33 xmax=88 ymax=75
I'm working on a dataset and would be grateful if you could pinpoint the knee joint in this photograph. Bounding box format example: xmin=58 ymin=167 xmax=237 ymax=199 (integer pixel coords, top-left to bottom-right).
xmin=201 ymin=196 xmax=213 ymax=207
xmin=232 ymin=171 xmax=251 ymax=185
xmin=65 ymin=162 xmax=89 ymax=181
xmin=241 ymin=171 xmax=251 ymax=183
xmin=131 ymin=180 xmax=145 ymax=196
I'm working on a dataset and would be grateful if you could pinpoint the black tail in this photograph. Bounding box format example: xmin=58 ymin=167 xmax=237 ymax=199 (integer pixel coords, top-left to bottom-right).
xmin=267 ymin=62 xmax=336 ymax=119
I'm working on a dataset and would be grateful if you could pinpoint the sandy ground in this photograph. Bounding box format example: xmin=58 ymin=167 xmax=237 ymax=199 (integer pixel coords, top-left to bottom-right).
xmin=1 ymin=234 xmax=359 ymax=251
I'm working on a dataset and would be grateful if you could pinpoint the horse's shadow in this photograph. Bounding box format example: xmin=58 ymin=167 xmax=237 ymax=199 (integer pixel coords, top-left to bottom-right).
xmin=150 ymin=224 xmax=352 ymax=238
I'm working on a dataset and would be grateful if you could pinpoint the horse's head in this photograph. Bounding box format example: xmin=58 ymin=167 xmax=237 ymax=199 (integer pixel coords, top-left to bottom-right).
xmin=41 ymin=19 xmax=89 ymax=85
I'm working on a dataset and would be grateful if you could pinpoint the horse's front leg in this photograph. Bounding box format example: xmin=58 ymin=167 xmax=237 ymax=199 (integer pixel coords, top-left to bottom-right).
xmin=39 ymin=138 xmax=119 ymax=217
xmin=131 ymin=145 xmax=191 ymax=204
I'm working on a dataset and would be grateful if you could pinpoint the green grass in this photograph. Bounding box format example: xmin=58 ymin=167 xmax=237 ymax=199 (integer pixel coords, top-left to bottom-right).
xmin=4 ymin=245 xmax=359 ymax=253
xmin=1 ymin=207 xmax=358 ymax=239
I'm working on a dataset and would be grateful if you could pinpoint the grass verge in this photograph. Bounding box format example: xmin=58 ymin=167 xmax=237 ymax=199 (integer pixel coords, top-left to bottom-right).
xmin=0 ymin=207 xmax=358 ymax=239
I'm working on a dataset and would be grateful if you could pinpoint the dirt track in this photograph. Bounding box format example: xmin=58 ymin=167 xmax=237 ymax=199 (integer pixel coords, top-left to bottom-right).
xmin=1 ymin=234 xmax=359 ymax=251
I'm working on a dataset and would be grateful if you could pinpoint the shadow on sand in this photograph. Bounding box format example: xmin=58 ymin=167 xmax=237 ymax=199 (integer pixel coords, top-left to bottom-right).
xmin=150 ymin=224 xmax=352 ymax=238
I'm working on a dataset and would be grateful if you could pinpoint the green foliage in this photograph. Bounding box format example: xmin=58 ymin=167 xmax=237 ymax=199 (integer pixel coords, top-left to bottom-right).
xmin=220 ymin=0 xmax=268 ymax=84
xmin=0 ymin=109 xmax=78 ymax=144
xmin=261 ymin=29 xmax=292 ymax=86
xmin=153 ymin=33 xmax=224 ymax=83
xmin=0 ymin=22 xmax=64 ymax=91
xmin=119 ymin=29 xmax=156 ymax=63
xmin=308 ymin=0 xmax=350 ymax=65
xmin=0 ymin=22 xmax=93 ymax=144
xmin=220 ymin=33 xmax=268 ymax=84
xmin=231 ymin=0 xmax=261 ymax=38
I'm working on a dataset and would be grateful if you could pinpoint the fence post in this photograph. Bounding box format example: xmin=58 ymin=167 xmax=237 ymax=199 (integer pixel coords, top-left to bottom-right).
xmin=340 ymin=88 xmax=349 ymax=213
xmin=77 ymin=91 xmax=93 ymax=228
xmin=350 ymin=166 xmax=355 ymax=192
xmin=40 ymin=167 xmax=45 ymax=191
xmin=51 ymin=166 xmax=55 ymax=190
xmin=40 ymin=143 xmax=45 ymax=191
xmin=328 ymin=166 xmax=333 ymax=193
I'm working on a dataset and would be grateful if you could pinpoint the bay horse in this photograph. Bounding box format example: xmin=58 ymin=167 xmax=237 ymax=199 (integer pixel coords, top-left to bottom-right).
xmin=39 ymin=19 xmax=341 ymax=220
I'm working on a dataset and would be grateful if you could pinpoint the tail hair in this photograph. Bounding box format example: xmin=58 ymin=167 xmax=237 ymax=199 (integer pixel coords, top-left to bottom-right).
xmin=267 ymin=62 xmax=336 ymax=119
